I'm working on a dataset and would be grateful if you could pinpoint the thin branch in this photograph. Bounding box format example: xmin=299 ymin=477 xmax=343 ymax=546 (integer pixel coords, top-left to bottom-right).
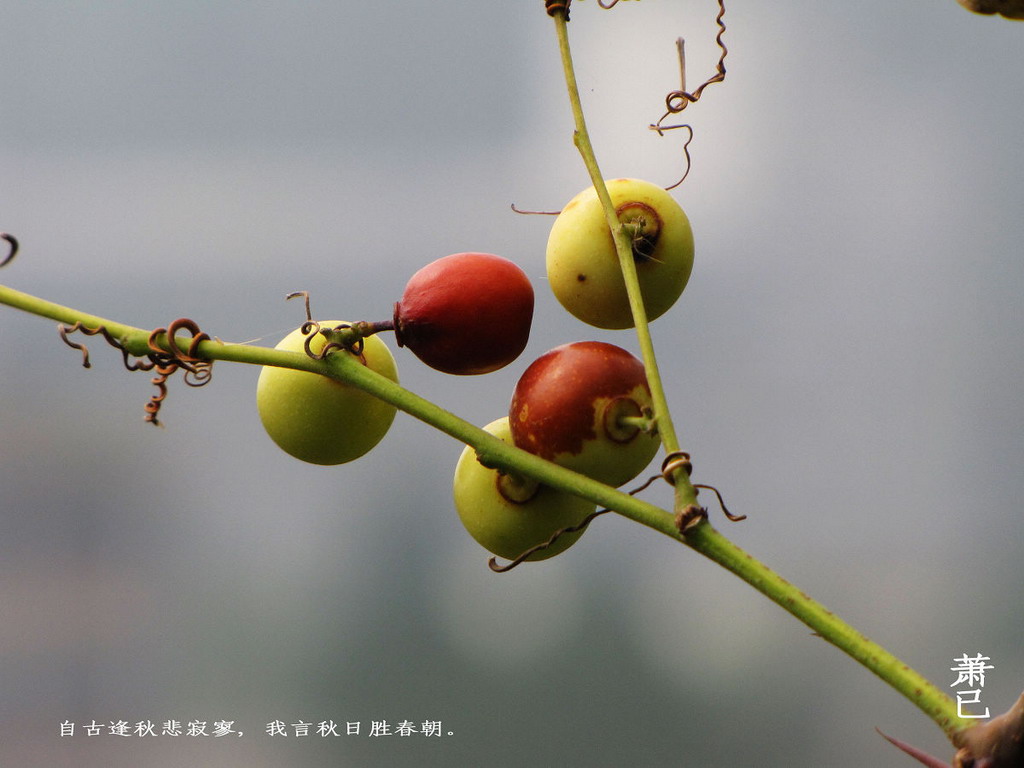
xmin=545 ymin=5 xmax=970 ymax=743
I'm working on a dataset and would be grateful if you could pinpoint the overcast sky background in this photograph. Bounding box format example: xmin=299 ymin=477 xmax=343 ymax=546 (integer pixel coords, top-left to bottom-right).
xmin=2 ymin=2 xmax=1023 ymax=766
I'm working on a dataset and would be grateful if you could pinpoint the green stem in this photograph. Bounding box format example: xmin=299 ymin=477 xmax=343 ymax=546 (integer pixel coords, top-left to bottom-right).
xmin=551 ymin=9 xmax=697 ymax=509
xmin=547 ymin=5 xmax=970 ymax=741
xmin=686 ymin=523 xmax=968 ymax=741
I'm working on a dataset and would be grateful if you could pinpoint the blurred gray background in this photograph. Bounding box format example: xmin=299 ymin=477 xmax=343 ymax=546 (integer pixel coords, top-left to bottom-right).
xmin=2 ymin=1 xmax=1022 ymax=766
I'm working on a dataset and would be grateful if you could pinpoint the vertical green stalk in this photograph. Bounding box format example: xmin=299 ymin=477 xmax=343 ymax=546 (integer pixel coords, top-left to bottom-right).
xmin=551 ymin=10 xmax=698 ymax=509
xmin=546 ymin=4 xmax=971 ymax=740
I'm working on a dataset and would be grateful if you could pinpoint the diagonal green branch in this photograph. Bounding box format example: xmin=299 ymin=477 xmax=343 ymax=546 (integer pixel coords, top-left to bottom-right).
xmin=1 ymin=270 xmax=971 ymax=739
xmin=0 ymin=281 xmax=678 ymax=538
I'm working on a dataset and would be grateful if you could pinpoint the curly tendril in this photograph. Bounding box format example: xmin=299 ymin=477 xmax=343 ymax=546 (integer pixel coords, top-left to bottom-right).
xmin=488 ymin=507 xmax=610 ymax=573
xmin=652 ymin=0 xmax=727 ymax=127
xmin=59 ymin=317 xmax=214 ymax=426
xmin=489 ymin=448 xmax=744 ymax=570
xmin=489 ymin=469 xmax=666 ymax=572
xmin=645 ymin=0 xmax=727 ymax=190
xmin=285 ymin=290 xmax=386 ymax=361
xmin=661 ymin=451 xmax=746 ymax=523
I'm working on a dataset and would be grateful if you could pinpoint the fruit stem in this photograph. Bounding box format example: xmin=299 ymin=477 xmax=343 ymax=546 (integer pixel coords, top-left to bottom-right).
xmin=616 ymin=414 xmax=657 ymax=433
xmin=550 ymin=8 xmax=697 ymax=510
xmin=357 ymin=319 xmax=395 ymax=336
xmin=0 ymin=277 xmax=975 ymax=741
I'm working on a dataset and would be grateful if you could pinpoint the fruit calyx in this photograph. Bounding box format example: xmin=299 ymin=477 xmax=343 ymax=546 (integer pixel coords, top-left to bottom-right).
xmin=616 ymin=201 xmax=662 ymax=263
xmin=603 ymin=396 xmax=654 ymax=443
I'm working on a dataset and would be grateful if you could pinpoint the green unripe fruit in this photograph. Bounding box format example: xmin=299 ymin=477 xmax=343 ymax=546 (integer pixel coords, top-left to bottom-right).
xmin=257 ymin=323 xmax=398 ymax=465
xmin=546 ymin=178 xmax=694 ymax=329
xmin=453 ymin=417 xmax=595 ymax=562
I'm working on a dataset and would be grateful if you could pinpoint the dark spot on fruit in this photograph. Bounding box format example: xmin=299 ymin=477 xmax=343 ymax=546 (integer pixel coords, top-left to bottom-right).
xmin=577 ymin=273 xmax=586 ymax=282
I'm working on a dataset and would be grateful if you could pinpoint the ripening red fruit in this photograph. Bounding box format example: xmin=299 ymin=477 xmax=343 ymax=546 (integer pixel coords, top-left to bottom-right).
xmin=393 ymin=252 xmax=534 ymax=375
xmin=509 ymin=341 xmax=660 ymax=488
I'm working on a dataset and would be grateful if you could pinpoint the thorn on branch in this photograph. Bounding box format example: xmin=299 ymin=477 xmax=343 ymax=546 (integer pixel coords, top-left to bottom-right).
xmin=875 ymin=729 xmax=953 ymax=768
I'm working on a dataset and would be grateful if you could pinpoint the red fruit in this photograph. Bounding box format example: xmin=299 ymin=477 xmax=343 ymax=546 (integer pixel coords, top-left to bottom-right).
xmin=509 ymin=341 xmax=660 ymax=488
xmin=393 ymin=252 xmax=534 ymax=375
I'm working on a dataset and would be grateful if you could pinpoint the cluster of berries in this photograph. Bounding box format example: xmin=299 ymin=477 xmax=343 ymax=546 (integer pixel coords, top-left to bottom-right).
xmin=255 ymin=178 xmax=694 ymax=563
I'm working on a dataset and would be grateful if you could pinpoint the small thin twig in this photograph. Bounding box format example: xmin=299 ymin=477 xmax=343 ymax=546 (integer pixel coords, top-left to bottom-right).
xmin=676 ymin=37 xmax=686 ymax=94
xmin=510 ymin=203 xmax=561 ymax=216
xmin=286 ymin=290 xmax=315 ymax=330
